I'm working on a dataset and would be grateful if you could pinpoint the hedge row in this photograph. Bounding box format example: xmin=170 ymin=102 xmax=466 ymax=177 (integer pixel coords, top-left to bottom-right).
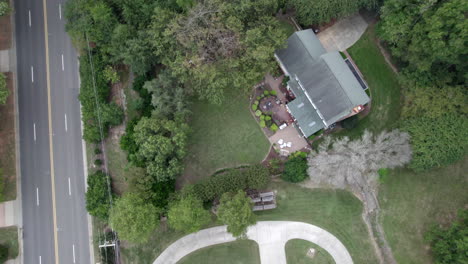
xmin=185 ymin=165 xmax=270 ymax=202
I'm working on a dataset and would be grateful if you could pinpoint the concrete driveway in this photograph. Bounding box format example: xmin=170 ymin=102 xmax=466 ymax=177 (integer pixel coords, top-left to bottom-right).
xmin=153 ymin=221 xmax=353 ymax=264
xmin=317 ymin=14 xmax=368 ymax=52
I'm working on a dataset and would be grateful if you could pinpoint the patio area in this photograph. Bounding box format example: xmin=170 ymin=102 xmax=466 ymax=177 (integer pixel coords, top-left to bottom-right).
xmin=259 ymin=96 xmax=293 ymax=125
xmin=268 ymin=124 xmax=308 ymax=156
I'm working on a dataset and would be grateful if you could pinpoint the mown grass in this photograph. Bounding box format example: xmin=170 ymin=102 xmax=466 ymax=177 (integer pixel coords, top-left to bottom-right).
xmin=178 ymin=240 xmax=260 ymax=264
xmin=0 ymin=226 xmax=18 ymax=260
xmin=379 ymin=157 xmax=468 ymax=264
xmin=256 ymin=181 xmax=378 ymax=264
xmin=335 ymin=25 xmax=401 ymax=139
xmin=181 ymin=89 xmax=270 ymax=186
xmin=285 ymin=239 xmax=334 ymax=264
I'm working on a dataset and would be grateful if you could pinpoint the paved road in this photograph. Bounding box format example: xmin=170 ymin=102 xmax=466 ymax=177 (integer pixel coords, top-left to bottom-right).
xmin=15 ymin=0 xmax=91 ymax=263
xmin=154 ymin=221 xmax=354 ymax=264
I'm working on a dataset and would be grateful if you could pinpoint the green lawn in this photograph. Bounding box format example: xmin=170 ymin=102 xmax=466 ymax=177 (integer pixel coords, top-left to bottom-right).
xmin=285 ymin=239 xmax=334 ymax=264
xmin=181 ymin=90 xmax=270 ymax=185
xmin=379 ymin=157 xmax=468 ymax=264
xmin=256 ymin=182 xmax=378 ymax=264
xmin=177 ymin=240 xmax=260 ymax=264
xmin=0 ymin=226 xmax=18 ymax=260
xmin=335 ymin=25 xmax=401 ymax=139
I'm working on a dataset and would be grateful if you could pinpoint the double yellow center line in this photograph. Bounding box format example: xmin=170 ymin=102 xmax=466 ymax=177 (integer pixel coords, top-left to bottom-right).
xmin=41 ymin=0 xmax=60 ymax=263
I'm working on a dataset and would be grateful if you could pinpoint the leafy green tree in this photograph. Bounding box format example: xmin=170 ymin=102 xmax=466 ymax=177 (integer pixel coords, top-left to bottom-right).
xmin=168 ymin=195 xmax=211 ymax=233
xmin=120 ymin=30 xmax=156 ymax=76
xmin=0 ymin=73 xmax=8 ymax=105
xmin=0 ymin=1 xmax=10 ymax=17
xmin=143 ymin=70 xmax=188 ymax=119
xmin=281 ymin=156 xmax=308 ymax=183
xmin=133 ymin=115 xmax=189 ymax=181
xmin=288 ymin=0 xmax=378 ymax=26
xmin=378 ymin=0 xmax=467 ymax=85
xmin=130 ymin=173 xmax=175 ymax=209
xmin=85 ymin=171 xmax=112 ymax=219
xmin=218 ymin=190 xmax=256 ymax=238
xmin=402 ymin=114 xmax=468 ymax=172
xmin=109 ymin=192 xmax=161 ymax=243
xmin=100 ymin=102 xmax=124 ymax=127
xmin=425 ymin=209 xmax=468 ymax=264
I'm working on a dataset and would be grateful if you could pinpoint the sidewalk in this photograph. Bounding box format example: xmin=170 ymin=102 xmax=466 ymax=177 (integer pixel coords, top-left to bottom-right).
xmin=0 ymin=1 xmax=23 ymax=263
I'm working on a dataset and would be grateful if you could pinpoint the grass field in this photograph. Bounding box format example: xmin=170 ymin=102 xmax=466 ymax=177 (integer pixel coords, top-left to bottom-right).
xmin=178 ymin=240 xmax=260 ymax=264
xmin=0 ymin=73 xmax=16 ymax=201
xmin=285 ymin=239 xmax=334 ymax=264
xmin=256 ymin=182 xmax=378 ymax=264
xmin=180 ymin=90 xmax=270 ymax=185
xmin=379 ymin=157 xmax=468 ymax=264
xmin=334 ymin=25 xmax=401 ymax=139
xmin=0 ymin=226 xmax=18 ymax=260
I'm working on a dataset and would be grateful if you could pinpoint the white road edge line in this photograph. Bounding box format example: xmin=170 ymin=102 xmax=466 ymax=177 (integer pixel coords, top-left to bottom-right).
xmin=61 ymin=54 xmax=64 ymax=71
xmin=28 ymin=10 xmax=31 ymax=27
xmin=72 ymin=244 xmax=76 ymax=263
xmin=33 ymin=123 xmax=36 ymax=142
xmin=68 ymin=177 xmax=71 ymax=196
xmin=31 ymin=66 xmax=34 ymax=83
xmin=39 ymin=255 xmax=42 ymax=264
xmin=36 ymin=188 xmax=39 ymax=206
xmin=59 ymin=4 xmax=62 ymax=20
xmin=64 ymin=114 xmax=68 ymax=131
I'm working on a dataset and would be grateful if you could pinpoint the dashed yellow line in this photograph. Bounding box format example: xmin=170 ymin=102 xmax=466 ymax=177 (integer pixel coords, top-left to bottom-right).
xmin=41 ymin=0 xmax=60 ymax=263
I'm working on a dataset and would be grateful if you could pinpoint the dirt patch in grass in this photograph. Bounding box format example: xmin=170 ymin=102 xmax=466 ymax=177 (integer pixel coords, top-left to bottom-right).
xmin=0 ymin=72 xmax=16 ymax=201
xmin=0 ymin=14 xmax=11 ymax=50
xmin=0 ymin=226 xmax=18 ymax=260
xmin=379 ymin=157 xmax=468 ymax=264
xmin=285 ymin=239 xmax=334 ymax=264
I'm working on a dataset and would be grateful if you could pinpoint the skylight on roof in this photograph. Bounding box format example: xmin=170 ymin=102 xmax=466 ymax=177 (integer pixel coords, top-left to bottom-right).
xmin=308 ymin=121 xmax=316 ymax=127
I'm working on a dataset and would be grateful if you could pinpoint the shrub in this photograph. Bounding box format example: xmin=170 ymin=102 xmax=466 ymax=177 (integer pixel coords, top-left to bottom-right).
xmin=0 ymin=244 xmax=7 ymax=263
xmin=281 ymin=156 xmax=308 ymax=183
xmin=260 ymin=120 xmax=266 ymax=128
xmin=265 ymin=115 xmax=272 ymax=121
xmin=0 ymin=72 xmax=9 ymax=105
xmin=266 ymin=119 xmax=273 ymax=127
xmin=256 ymin=96 xmax=261 ymax=100
xmin=270 ymin=90 xmax=277 ymax=95
xmin=260 ymin=115 xmax=265 ymax=120
xmin=254 ymin=100 xmax=259 ymax=104
xmin=270 ymin=124 xmax=279 ymax=132
xmin=377 ymin=168 xmax=389 ymax=183
xmin=251 ymin=104 xmax=258 ymax=111
xmin=85 ymin=171 xmax=112 ymax=219
xmin=425 ymin=209 xmax=468 ymax=264
xmin=255 ymin=110 xmax=262 ymax=117
xmin=94 ymin=159 xmax=103 ymax=166
xmin=186 ymin=165 xmax=271 ymax=202
xmin=94 ymin=148 xmax=102 ymax=155
xmin=341 ymin=115 xmax=358 ymax=129
xmin=263 ymin=90 xmax=269 ymax=96
xmin=0 ymin=2 xmax=11 ymax=17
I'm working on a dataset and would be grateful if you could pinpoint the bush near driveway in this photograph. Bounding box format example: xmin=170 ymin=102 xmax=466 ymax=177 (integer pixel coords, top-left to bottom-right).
xmin=281 ymin=156 xmax=308 ymax=183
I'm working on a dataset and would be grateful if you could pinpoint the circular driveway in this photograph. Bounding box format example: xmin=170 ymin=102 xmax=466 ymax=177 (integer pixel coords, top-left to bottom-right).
xmin=153 ymin=221 xmax=353 ymax=264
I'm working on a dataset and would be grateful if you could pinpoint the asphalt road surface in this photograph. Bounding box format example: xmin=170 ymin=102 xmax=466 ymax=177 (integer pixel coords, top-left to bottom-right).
xmin=15 ymin=0 xmax=92 ymax=263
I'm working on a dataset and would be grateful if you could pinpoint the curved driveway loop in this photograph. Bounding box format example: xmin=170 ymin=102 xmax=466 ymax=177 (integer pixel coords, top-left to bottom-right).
xmin=153 ymin=221 xmax=353 ymax=264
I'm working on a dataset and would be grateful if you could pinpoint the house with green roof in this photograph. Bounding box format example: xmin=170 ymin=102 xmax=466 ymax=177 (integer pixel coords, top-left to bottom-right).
xmin=275 ymin=29 xmax=370 ymax=138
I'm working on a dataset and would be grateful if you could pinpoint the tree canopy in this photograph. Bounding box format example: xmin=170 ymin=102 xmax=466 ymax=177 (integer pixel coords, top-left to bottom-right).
xmin=85 ymin=171 xmax=112 ymax=219
xmin=167 ymin=195 xmax=211 ymax=233
xmin=378 ymin=0 xmax=467 ymax=85
xmin=132 ymin=115 xmax=189 ymax=181
xmin=217 ymin=190 xmax=256 ymax=237
xmin=109 ymin=192 xmax=161 ymax=243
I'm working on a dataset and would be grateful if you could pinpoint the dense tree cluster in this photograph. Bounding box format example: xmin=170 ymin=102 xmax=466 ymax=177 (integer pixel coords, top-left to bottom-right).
xmin=425 ymin=209 xmax=468 ymax=264
xmin=167 ymin=195 xmax=211 ymax=233
xmin=378 ymin=0 xmax=468 ymax=171
xmin=288 ymin=0 xmax=379 ymax=26
xmin=378 ymin=0 xmax=467 ymax=86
